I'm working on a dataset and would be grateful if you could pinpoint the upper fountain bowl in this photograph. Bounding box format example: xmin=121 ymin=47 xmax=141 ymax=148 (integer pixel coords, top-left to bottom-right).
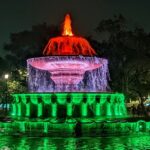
xmin=27 ymin=56 xmax=103 ymax=85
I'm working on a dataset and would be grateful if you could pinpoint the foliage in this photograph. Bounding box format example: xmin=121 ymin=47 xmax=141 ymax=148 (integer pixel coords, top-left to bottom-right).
xmin=0 ymin=68 xmax=27 ymax=106
xmin=96 ymin=15 xmax=150 ymax=102
xmin=4 ymin=23 xmax=59 ymax=68
xmin=2 ymin=23 xmax=59 ymax=93
xmin=7 ymin=68 xmax=28 ymax=93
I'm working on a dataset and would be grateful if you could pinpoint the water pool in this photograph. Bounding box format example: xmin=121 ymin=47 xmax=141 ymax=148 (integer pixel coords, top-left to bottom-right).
xmin=0 ymin=133 xmax=150 ymax=150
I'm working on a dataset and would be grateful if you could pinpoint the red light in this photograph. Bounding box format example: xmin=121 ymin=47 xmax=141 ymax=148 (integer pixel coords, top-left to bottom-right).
xmin=43 ymin=13 xmax=96 ymax=56
xmin=43 ymin=36 xmax=96 ymax=56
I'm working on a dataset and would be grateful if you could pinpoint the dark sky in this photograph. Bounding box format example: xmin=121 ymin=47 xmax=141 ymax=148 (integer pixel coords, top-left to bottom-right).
xmin=0 ymin=0 xmax=150 ymax=56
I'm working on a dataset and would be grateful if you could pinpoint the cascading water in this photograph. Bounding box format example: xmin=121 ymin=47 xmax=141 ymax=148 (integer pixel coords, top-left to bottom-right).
xmin=27 ymin=56 xmax=109 ymax=92
xmin=27 ymin=14 xmax=110 ymax=92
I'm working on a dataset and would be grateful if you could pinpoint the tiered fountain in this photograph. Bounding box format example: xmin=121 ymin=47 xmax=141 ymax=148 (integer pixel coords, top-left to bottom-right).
xmin=1 ymin=14 xmax=149 ymax=136
xmin=12 ymin=14 xmax=126 ymax=120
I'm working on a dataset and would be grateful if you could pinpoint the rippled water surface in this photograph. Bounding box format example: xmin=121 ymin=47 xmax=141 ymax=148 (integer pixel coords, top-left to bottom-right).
xmin=0 ymin=133 xmax=150 ymax=150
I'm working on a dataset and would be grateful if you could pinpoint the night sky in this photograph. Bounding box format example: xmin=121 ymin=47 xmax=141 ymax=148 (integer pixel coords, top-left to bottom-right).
xmin=0 ymin=0 xmax=150 ymax=56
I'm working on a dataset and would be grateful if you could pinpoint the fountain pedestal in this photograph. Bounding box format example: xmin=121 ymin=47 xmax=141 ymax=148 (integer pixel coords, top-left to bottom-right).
xmin=11 ymin=93 xmax=127 ymax=119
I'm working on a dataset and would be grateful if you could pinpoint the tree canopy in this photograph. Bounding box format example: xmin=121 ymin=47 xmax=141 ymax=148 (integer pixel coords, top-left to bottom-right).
xmin=4 ymin=23 xmax=59 ymax=68
xmin=2 ymin=23 xmax=59 ymax=93
xmin=96 ymin=15 xmax=150 ymax=102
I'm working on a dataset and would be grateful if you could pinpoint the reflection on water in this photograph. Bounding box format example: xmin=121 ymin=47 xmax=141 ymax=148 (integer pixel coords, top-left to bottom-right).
xmin=0 ymin=133 xmax=150 ymax=150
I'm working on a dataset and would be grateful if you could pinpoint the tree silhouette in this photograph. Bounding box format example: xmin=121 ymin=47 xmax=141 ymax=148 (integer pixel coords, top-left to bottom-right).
xmin=96 ymin=15 xmax=150 ymax=103
xmin=2 ymin=23 xmax=59 ymax=93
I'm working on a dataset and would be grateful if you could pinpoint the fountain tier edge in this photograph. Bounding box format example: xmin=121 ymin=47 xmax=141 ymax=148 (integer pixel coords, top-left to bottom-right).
xmin=28 ymin=56 xmax=103 ymax=85
xmin=27 ymin=56 xmax=109 ymax=92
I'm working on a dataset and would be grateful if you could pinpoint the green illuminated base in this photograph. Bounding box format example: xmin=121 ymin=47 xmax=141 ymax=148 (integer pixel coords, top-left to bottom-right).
xmin=11 ymin=92 xmax=127 ymax=119
xmin=6 ymin=92 xmax=130 ymax=136
xmin=0 ymin=120 xmax=149 ymax=137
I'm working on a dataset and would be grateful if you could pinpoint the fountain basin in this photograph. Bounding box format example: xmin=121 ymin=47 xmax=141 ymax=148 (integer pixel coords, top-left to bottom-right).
xmin=27 ymin=56 xmax=105 ymax=85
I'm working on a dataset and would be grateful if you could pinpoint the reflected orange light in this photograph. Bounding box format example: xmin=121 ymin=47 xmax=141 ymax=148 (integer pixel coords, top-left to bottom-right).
xmin=62 ymin=14 xmax=74 ymax=36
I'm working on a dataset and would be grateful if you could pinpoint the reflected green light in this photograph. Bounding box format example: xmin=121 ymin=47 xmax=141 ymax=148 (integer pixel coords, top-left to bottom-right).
xmin=0 ymin=120 xmax=150 ymax=136
xmin=1 ymin=133 xmax=150 ymax=149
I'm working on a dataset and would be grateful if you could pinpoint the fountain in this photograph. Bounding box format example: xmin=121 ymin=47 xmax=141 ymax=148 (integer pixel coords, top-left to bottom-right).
xmin=1 ymin=14 xmax=149 ymax=137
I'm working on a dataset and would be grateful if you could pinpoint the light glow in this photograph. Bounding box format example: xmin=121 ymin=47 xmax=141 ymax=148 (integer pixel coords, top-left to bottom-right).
xmin=43 ymin=36 xmax=96 ymax=56
xmin=62 ymin=14 xmax=74 ymax=36
xmin=12 ymin=93 xmax=127 ymax=118
xmin=4 ymin=74 xmax=9 ymax=79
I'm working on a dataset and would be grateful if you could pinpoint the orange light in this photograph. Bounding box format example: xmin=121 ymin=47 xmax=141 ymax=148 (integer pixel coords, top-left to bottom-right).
xmin=43 ymin=13 xmax=97 ymax=56
xmin=62 ymin=14 xmax=74 ymax=36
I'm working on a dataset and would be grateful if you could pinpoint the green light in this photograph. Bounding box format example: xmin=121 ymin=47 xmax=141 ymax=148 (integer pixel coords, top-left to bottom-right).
xmin=44 ymin=122 xmax=48 ymax=133
xmin=38 ymin=103 xmax=42 ymax=117
xmin=20 ymin=122 xmax=25 ymax=132
xmin=11 ymin=93 xmax=127 ymax=119
xmin=67 ymin=103 xmax=73 ymax=117
xmin=17 ymin=103 xmax=21 ymax=116
xmin=52 ymin=103 xmax=57 ymax=117
xmin=1 ymin=132 xmax=150 ymax=149
xmin=26 ymin=103 xmax=30 ymax=117
xmin=95 ymin=103 xmax=101 ymax=116
xmin=0 ymin=120 xmax=150 ymax=136
xmin=12 ymin=103 xmax=17 ymax=116
xmin=81 ymin=103 xmax=88 ymax=117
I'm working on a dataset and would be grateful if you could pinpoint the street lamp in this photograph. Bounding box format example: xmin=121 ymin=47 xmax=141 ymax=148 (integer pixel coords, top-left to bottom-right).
xmin=4 ymin=74 xmax=9 ymax=80
xmin=4 ymin=74 xmax=9 ymax=112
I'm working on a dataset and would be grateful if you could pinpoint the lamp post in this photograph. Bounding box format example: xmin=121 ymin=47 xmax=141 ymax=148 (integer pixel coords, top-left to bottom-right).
xmin=4 ymin=74 xmax=9 ymax=112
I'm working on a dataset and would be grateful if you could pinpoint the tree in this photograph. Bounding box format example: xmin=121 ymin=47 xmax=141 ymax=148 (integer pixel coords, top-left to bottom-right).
xmin=0 ymin=57 xmax=8 ymax=76
xmin=96 ymin=15 xmax=150 ymax=103
xmin=2 ymin=23 xmax=59 ymax=93
xmin=4 ymin=23 xmax=59 ymax=68
xmin=7 ymin=68 xmax=28 ymax=93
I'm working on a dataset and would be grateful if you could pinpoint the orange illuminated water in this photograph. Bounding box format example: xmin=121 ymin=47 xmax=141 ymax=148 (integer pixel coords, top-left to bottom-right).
xmin=43 ymin=14 xmax=96 ymax=56
xmin=62 ymin=14 xmax=74 ymax=36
